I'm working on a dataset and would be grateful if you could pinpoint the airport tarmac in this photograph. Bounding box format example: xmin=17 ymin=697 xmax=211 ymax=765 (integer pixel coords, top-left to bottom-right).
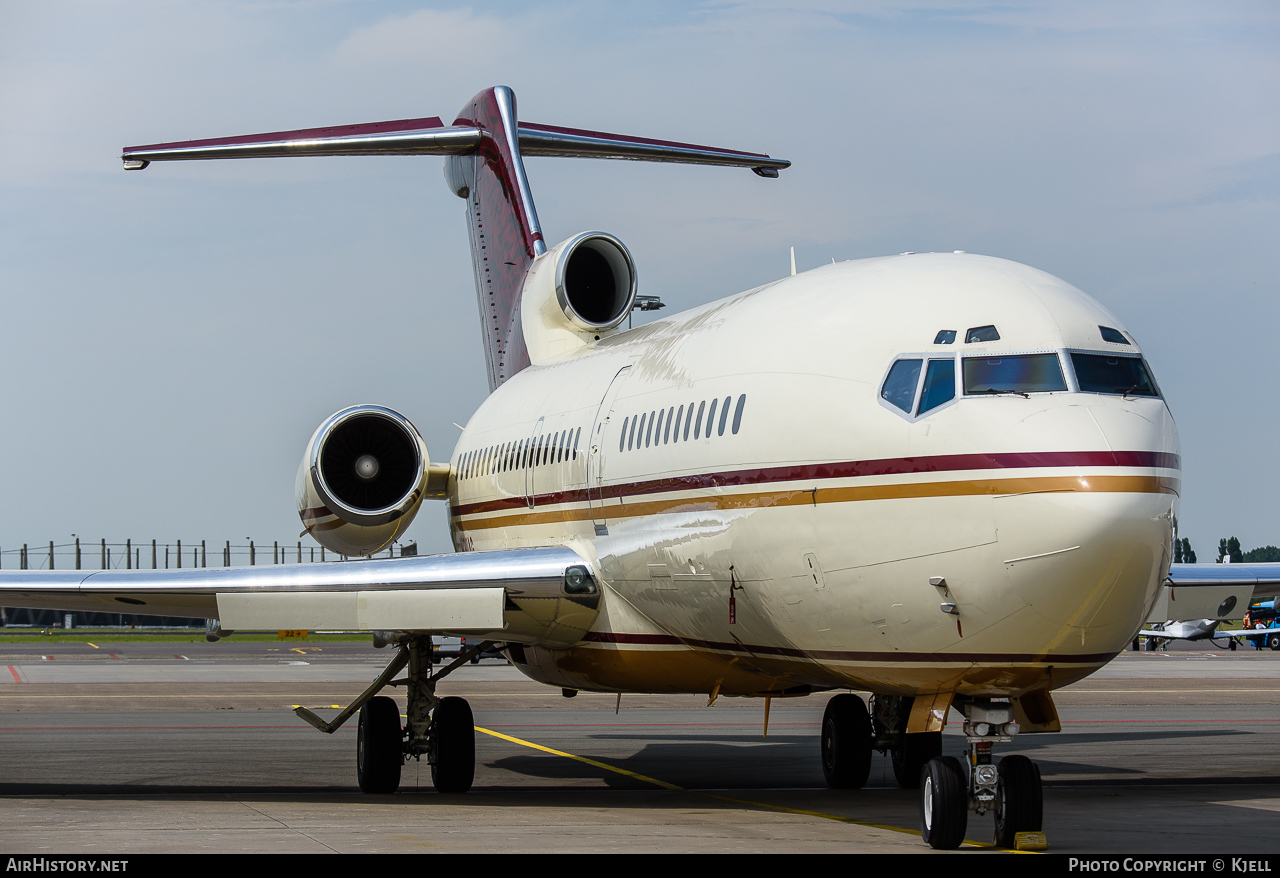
xmin=1 ymin=638 xmax=1277 ymax=854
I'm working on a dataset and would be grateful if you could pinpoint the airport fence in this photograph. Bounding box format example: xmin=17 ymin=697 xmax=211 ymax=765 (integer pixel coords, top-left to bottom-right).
xmin=0 ymin=537 xmax=418 ymax=628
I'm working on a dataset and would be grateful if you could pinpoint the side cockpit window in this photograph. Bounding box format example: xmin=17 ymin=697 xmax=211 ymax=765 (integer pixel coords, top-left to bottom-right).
xmin=1071 ymin=353 xmax=1160 ymax=397
xmin=918 ymin=359 xmax=956 ymax=413
xmin=881 ymin=359 xmax=922 ymax=413
xmin=881 ymin=357 xmax=957 ymax=418
xmin=965 ymin=325 xmax=1000 ymax=343
xmin=1099 ymin=326 xmax=1130 ymax=345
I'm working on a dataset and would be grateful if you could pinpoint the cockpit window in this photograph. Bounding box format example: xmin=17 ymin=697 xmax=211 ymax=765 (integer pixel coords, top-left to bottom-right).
xmin=1098 ymin=326 xmax=1130 ymax=345
xmin=963 ymin=354 xmax=1066 ymax=395
xmin=933 ymin=330 xmax=956 ymax=345
xmin=1071 ymin=353 xmax=1159 ymax=397
xmin=881 ymin=359 xmax=922 ymax=413
xmin=965 ymin=325 xmax=1000 ymax=343
xmin=917 ymin=359 xmax=956 ymax=414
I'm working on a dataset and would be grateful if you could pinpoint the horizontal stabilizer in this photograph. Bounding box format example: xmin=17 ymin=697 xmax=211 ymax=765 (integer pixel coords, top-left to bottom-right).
xmin=517 ymin=122 xmax=789 ymax=175
xmin=122 ymin=117 xmax=481 ymax=168
xmin=122 ymin=116 xmax=788 ymax=175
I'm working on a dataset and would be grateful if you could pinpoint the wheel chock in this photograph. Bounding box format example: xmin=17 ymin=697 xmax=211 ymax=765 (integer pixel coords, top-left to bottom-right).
xmin=1014 ymin=831 xmax=1048 ymax=851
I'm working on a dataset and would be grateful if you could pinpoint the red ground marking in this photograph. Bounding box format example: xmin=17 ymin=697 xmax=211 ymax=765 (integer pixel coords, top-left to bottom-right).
xmin=7 ymin=666 xmax=20 ymax=683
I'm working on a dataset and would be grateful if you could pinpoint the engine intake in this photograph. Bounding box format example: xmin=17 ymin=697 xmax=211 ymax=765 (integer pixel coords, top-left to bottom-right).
xmin=297 ymin=405 xmax=444 ymax=557
xmin=554 ymin=232 xmax=637 ymax=332
xmin=316 ymin=410 xmax=421 ymax=522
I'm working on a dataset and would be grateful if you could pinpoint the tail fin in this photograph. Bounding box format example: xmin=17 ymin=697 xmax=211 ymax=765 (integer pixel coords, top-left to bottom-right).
xmin=122 ymin=86 xmax=789 ymax=391
xmin=449 ymin=87 xmax=544 ymax=390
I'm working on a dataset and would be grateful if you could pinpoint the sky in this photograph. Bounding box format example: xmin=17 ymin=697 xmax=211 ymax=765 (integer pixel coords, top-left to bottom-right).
xmin=0 ymin=1 xmax=1277 ymax=562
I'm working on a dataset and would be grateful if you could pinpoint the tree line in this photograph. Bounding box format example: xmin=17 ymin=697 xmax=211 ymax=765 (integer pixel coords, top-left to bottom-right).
xmin=1173 ymin=536 xmax=1280 ymax=564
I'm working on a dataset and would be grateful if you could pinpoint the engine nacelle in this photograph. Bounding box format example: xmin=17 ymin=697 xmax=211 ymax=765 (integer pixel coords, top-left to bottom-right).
xmin=521 ymin=231 xmax=637 ymax=363
xmin=296 ymin=405 xmax=448 ymax=557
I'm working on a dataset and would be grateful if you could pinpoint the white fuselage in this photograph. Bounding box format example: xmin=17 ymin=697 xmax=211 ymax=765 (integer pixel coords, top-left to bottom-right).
xmin=446 ymin=253 xmax=1179 ymax=699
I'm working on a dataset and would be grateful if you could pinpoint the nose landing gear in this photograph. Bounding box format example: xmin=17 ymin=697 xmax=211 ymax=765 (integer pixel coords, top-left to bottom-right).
xmin=918 ymin=698 xmax=1045 ymax=850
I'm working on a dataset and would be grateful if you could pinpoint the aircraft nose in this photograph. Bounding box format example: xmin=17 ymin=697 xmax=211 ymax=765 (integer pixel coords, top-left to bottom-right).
xmin=992 ymin=398 xmax=1179 ymax=656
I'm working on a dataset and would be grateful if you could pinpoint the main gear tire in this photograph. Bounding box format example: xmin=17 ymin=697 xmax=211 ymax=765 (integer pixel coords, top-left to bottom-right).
xmin=820 ymin=694 xmax=873 ymax=789
xmin=356 ymin=695 xmax=403 ymax=794
xmin=892 ymin=731 xmax=942 ymax=789
xmin=430 ymin=696 xmax=476 ymax=794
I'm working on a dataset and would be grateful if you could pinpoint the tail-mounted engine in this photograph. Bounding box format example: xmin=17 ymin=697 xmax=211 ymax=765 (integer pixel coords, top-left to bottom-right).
xmin=296 ymin=405 xmax=449 ymax=557
xmin=521 ymin=231 xmax=638 ymax=363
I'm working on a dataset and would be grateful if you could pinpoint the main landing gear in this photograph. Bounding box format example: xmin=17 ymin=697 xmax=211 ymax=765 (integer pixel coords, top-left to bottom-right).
xmin=819 ymin=693 xmax=1044 ymax=850
xmin=297 ymin=635 xmax=491 ymax=795
xmin=821 ymin=694 xmax=942 ymax=791
xmin=919 ymin=699 xmax=1043 ymax=850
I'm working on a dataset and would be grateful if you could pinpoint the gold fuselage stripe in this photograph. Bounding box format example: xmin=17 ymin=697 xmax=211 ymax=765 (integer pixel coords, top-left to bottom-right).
xmin=451 ymin=474 xmax=1176 ymax=532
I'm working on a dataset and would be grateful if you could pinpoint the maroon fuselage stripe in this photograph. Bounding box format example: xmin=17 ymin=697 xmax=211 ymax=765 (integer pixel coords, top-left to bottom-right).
xmin=450 ymin=449 xmax=1180 ymax=518
xmin=578 ymin=631 xmax=1114 ymax=665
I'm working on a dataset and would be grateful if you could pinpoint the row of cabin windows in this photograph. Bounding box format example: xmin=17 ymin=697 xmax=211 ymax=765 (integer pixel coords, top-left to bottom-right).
xmin=457 ymin=425 xmax=584 ymax=481
xmin=619 ymin=394 xmax=747 ymax=453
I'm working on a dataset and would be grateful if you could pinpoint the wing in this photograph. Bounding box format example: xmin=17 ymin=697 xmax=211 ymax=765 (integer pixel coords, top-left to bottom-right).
xmin=1167 ymin=563 xmax=1280 ymax=603
xmin=0 ymin=546 xmax=599 ymax=649
xmin=1208 ymin=627 xmax=1280 ymax=639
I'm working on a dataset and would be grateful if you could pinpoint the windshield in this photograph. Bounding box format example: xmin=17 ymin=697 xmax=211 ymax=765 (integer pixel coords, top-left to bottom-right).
xmin=1070 ymin=353 xmax=1160 ymax=397
xmin=963 ymin=354 xmax=1066 ymax=395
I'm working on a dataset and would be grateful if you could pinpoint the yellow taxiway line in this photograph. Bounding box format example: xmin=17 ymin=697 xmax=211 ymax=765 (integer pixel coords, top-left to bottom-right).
xmin=474 ymin=725 xmax=1012 ymax=851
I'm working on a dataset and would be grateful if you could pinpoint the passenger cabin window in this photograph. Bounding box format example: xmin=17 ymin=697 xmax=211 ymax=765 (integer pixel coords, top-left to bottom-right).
xmin=1071 ymin=353 xmax=1160 ymax=397
xmin=1099 ymin=326 xmax=1130 ymax=345
xmin=933 ymin=330 xmax=957 ymax=345
xmin=963 ymin=354 xmax=1066 ymax=395
xmin=881 ymin=359 xmax=922 ymax=413
xmin=965 ymin=325 xmax=1000 ymax=343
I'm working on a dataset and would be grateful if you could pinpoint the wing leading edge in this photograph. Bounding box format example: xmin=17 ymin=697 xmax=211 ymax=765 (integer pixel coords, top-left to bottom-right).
xmin=0 ymin=546 xmax=600 ymax=648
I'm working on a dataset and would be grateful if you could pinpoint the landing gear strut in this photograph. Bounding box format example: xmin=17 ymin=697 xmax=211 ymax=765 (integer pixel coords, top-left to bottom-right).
xmin=296 ymin=634 xmax=492 ymax=795
xmin=869 ymin=695 xmax=941 ymax=789
xmin=917 ymin=698 xmax=1044 ymax=850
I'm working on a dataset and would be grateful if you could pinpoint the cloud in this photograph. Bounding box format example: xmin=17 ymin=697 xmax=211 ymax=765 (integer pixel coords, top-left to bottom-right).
xmin=334 ymin=7 xmax=516 ymax=70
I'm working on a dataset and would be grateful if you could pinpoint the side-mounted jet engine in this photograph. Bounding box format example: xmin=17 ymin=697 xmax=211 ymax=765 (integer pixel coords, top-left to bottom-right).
xmin=296 ymin=405 xmax=450 ymax=557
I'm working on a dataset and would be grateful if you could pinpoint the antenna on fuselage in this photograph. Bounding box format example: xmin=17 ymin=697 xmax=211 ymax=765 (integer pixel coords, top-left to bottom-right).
xmin=790 ymin=247 xmax=796 ymax=277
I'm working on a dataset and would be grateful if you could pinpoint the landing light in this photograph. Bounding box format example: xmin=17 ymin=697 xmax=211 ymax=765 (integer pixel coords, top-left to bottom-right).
xmin=564 ymin=565 xmax=597 ymax=595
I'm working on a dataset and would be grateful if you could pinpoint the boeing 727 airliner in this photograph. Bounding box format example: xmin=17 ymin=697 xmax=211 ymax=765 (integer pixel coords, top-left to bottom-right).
xmin=6 ymin=86 xmax=1274 ymax=849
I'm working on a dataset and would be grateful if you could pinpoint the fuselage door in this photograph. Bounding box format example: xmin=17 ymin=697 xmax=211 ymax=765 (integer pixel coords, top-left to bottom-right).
xmin=587 ymin=366 xmax=632 ymax=535
xmin=524 ymin=416 xmax=545 ymax=509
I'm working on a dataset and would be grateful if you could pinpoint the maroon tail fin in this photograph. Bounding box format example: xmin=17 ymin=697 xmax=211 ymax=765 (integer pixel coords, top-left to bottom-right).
xmin=448 ymin=87 xmax=546 ymax=392
xmin=120 ymin=86 xmax=789 ymax=393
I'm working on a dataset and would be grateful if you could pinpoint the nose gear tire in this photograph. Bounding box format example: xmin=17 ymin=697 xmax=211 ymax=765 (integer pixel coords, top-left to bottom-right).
xmin=994 ymin=755 xmax=1043 ymax=847
xmin=920 ymin=755 xmax=968 ymax=850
